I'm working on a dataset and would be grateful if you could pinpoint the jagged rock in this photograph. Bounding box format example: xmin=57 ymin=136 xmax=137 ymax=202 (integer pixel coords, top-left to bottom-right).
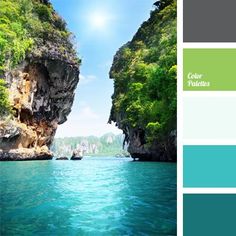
xmin=0 ymin=148 xmax=53 ymax=161
xmin=55 ymin=157 xmax=69 ymax=160
xmin=0 ymin=56 xmax=79 ymax=161
xmin=123 ymin=128 xmax=176 ymax=162
xmin=0 ymin=120 xmax=20 ymax=140
xmin=70 ymin=156 xmax=83 ymax=160
xmin=71 ymin=151 xmax=83 ymax=160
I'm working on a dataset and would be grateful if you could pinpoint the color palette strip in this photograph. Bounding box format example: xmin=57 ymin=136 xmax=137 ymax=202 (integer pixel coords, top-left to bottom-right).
xmin=183 ymin=145 xmax=236 ymax=187
xmin=182 ymin=0 xmax=236 ymax=235
xmin=184 ymin=194 xmax=236 ymax=236
xmin=183 ymin=49 xmax=236 ymax=91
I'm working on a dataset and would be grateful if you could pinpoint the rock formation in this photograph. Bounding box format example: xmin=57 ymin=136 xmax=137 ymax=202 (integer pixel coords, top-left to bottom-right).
xmin=109 ymin=0 xmax=177 ymax=161
xmin=0 ymin=0 xmax=80 ymax=160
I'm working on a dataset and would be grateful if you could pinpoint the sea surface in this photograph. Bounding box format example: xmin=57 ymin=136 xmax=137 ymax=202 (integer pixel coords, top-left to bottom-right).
xmin=0 ymin=157 xmax=176 ymax=235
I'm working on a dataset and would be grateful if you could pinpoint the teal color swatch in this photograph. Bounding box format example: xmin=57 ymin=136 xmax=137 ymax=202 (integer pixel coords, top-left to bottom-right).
xmin=184 ymin=145 xmax=236 ymax=187
xmin=184 ymin=194 xmax=236 ymax=236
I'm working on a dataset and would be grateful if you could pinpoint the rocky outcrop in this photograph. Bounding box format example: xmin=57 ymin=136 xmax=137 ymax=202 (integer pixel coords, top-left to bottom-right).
xmin=109 ymin=0 xmax=177 ymax=162
xmin=56 ymin=157 xmax=68 ymax=160
xmin=0 ymin=57 xmax=79 ymax=160
xmin=127 ymin=129 xmax=176 ymax=161
xmin=0 ymin=1 xmax=80 ymax=161
xmin=0 ymin=147 xmax=52 ymax=161
xmin=110 ymin=113 xmax=176 ymax=162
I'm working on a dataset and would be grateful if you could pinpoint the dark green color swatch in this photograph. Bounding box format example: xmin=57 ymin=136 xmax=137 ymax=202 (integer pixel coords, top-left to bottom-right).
xmin=184 ymin=194 xmax=236 ymax=236
xmin=183 ymin=49 xmax=236 ymax=91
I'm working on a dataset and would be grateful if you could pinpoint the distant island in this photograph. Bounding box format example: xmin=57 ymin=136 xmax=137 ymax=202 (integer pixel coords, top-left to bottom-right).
xmin=51 ymin=133 xmax=129 ymax=157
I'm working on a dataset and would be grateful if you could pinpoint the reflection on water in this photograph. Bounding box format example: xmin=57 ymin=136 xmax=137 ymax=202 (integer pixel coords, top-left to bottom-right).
xmin=0 ymin=157 xmax=176 ymax=235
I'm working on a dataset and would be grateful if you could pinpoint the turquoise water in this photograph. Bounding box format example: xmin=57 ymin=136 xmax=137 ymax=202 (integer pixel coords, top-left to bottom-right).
xmin=0 ymin=157 xmax=176 ymax=235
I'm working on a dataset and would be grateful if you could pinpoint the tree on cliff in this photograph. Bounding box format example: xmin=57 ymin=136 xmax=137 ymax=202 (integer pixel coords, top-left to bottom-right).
xmin=109 ymin=0 xmax=176 ymax=160
xmin=0 ymin=0 xmax=80 ymax=119
xmin=154 ymin=0 xmax=174 ymax=10
xmin=0 ymin=0 xmax=79 ymax=71
xmin=0 ymin=79 xmax=11 ymax=117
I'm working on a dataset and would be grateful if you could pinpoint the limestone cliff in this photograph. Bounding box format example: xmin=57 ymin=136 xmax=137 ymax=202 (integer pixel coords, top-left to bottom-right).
xmin=109 ymin=0 xmax=177 ymax=161
xmin=0 ymin=0 xmax=80 ymax=160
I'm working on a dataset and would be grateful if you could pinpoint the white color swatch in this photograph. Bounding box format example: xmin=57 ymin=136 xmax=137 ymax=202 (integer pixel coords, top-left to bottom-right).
xmin=183 ymin=96 xmax=236 ymax=140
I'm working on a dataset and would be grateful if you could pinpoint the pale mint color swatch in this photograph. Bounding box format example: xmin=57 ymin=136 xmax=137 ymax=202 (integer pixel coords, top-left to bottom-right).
xmin=183 ymin=97 xmax=236 ymax=140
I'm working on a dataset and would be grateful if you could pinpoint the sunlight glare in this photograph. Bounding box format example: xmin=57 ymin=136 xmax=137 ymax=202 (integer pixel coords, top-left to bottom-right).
xmin=90 ymin=12 xmax=108 ymax=29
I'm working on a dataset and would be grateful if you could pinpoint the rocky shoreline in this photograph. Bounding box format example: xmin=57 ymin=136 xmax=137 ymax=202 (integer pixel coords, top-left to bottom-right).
xmin=0 ymin=148 xmax=53 ymax=161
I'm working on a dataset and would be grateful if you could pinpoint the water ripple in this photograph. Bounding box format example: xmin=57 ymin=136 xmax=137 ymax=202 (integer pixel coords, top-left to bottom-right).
xmin=0 ymin=157 xmax=176 ymax=235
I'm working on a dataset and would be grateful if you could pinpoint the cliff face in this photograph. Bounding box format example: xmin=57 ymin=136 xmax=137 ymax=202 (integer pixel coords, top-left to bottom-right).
xmin=109 ymin=0 xmax=177 ymax=161
xmin=0 ymin=0 xmax=80 ymax=160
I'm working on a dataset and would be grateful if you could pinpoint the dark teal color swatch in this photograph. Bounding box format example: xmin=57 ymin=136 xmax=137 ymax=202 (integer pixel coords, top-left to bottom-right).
xmin=184 ymin=145 xmax=236 ymax=187
xmin=184 ymin=194 xmax=236 ymax=236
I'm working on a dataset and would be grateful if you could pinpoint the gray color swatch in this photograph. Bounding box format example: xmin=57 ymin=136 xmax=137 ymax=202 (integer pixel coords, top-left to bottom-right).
xmin=183 ymin=0 xmax=236 ymax=42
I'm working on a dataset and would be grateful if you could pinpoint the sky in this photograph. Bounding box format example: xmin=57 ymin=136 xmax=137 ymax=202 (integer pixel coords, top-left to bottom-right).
xmin=51 ymin=0 xmax=155 ymax=137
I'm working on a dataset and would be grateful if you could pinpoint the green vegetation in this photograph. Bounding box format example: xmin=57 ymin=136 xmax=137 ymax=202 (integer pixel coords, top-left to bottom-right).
xmin=110 ymin=0 xmax=176 ymax=144
xmin=0 ymin=0 xmax=78 ymax=71
xmin=0 ymin=79 xmax=11 ymax=117
xmin=51 ymin=133 xmax=127 ymax=157
xmin=0 ymin=0 xmax=80 ymax=119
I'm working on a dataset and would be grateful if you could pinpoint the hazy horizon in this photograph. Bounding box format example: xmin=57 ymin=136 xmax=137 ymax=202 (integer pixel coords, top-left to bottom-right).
xmin=54 ymin=132 xmax=124 ymax=139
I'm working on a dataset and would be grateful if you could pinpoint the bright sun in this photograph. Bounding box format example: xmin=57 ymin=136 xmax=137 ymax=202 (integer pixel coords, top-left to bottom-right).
xmin=90 ymin=13 xmax=108 ymax=29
